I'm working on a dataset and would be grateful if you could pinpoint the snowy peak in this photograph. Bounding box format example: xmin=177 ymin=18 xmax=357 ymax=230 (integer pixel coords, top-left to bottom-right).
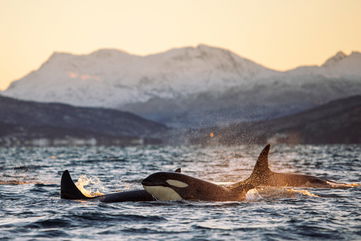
xmin=321 ymin=50 xmax=361 ymax=69
xmin=43 ymin=52 xmax=73 ymax=65
xmin=322 ymin=51 xmax=347 ymax=67
xmin=321 ymin=51 xmax=361 ymax=78
xmin=146 ymin=44 xmax=276 ymax=80
xmin=42 ymin=49 xmax=135 ymax=69
xmin=90 ymin=48 xmax=131 ymax=57
xmin=287 ymin=50 xmax=361 ymax=79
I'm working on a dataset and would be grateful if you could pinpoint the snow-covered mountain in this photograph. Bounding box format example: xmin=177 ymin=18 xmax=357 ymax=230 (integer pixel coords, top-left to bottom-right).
xmin=286 ymin=51 xmax=361 ymax=79
xmin=3 ymin=45 xmax=361 ymax=127
xmin=3 ymin=44 xmax=276 ymax=107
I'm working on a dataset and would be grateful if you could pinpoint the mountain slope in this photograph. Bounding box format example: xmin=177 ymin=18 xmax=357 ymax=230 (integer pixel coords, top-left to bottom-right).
xmin=189 ymin=95 xmax=361 ymax=145
xmin=0 ymin=95 xmax=167 ymax=145
xmin=121 ymin=77 xmax=361 ymax=127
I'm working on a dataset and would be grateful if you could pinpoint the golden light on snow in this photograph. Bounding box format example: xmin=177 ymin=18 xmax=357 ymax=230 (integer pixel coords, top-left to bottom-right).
xmin=68 ymin=72 xmax=78 ymax=79
xmin=67 ymin=72 xmax=100 ymax=81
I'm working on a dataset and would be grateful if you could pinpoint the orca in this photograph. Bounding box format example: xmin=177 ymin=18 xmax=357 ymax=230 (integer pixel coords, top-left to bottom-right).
xmin=141 ymin=172 xmax=254 ymax=201
xmin=231 ymin=144 xmax=359 ymax=189
xmin=61 ymin=169 xmax=183 ymax=202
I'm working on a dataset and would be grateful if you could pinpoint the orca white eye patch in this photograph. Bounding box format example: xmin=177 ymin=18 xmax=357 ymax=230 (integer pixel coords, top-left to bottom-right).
xmin=166 ymin=179 xmax=189 ymax=188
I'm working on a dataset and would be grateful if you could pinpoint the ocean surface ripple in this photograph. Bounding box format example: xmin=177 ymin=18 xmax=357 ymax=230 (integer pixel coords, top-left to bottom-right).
xmin=0 ymin=145 xmax=360 ymax=240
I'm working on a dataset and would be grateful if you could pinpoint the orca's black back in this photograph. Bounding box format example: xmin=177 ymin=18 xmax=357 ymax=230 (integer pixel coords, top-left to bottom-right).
xmin=100 ymin=190 xmax=154 ymax=202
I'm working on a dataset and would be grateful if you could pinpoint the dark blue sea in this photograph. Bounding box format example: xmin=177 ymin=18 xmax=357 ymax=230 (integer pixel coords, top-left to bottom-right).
xmin=1 ymin=145 xmax=360 ymax=240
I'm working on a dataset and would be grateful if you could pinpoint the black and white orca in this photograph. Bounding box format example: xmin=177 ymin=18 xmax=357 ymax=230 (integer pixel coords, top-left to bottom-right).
xmin=61 ymin=168 xmax=181 ymax=202
xmin=141 ymin=172 xmax=254 ymax=201
xmin=231 ymin=144 xmax=359 ymax=189
xmin=141 ymin=144 xmax=358 ymax=201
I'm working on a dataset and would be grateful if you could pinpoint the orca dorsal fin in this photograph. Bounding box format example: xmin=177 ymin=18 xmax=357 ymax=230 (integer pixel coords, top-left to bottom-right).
xmin=250 ymin=144 xmax=271 ymax=179
xmin=175 ymin=168 xmax=181 ymax=173
xmin=60 ymin=170 xmax=89 ymax=200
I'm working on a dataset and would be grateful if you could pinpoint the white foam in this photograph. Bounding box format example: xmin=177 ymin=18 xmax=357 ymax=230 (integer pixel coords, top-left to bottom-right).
xmin=245 ymin=188 xmax=263 ymax=201
xmin=75 ymin=175 xmax=104 ymax=197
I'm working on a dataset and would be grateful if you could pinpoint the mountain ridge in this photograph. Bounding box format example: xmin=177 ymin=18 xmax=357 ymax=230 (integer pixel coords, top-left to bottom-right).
xmin=188 ymin=95 xmax=361 ymax=145
xmin=0 ymin=95 xmax=167 ymax=146
xmin=2 ymin=45 xmax=361 ymax=127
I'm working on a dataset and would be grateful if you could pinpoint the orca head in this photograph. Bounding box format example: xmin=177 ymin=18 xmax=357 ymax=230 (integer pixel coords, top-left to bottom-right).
xmin=142 ymin=172 xmax=190 ymax=201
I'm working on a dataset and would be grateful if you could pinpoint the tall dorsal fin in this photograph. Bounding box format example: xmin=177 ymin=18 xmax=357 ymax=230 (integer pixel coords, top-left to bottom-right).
xmin=60 ymin=170 xmax=89 ymax=200
xmin=175 ymin=168 xmax=181 ymax=173
xmin=250 ymin=144 xmax=271 ymax=178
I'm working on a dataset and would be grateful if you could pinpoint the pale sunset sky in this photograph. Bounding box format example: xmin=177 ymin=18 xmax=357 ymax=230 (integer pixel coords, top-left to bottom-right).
xmin=0 ymin=0 xmax=360 ymax=90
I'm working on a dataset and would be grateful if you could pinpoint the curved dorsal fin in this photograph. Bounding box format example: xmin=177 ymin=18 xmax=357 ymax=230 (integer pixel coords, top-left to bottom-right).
xmin=250 ymin=144 xmax=271 ymax=178
xmin=175 ymin=168 xmax=181 ymax=173
xmin=60 ymin=170 xmax=89 ymax=200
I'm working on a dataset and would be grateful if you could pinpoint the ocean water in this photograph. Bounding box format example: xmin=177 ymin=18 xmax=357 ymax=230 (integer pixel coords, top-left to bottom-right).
xmin=0 ymin=145 xmax=360 ymax=240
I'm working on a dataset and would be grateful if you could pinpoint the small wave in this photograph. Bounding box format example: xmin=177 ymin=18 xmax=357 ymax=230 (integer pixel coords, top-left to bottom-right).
xmin=24 ymin=218 xmax=73 ymax=229
xmin=192 ymin=223 xmax=268 ymax=231
xmin=76 ymin=158 xmax=127 ymax=163
xmin=180 ymin=201 xmax=244 ymax=208
xmin=13 ymin=165 xmax=49 ymax=171
xmin=292 ymin=223 xmax=344 ymax=239
xmin=245 ymin=187 xmax=319 ymax=201
xmin=326 ymin=181 xmax=361 ymax=188
xmin=192 ymin=223 xmax=235 ymax=231
xmin=68 ymin=212 xmax=166 ymax=223
xmin=121 ymin=227 xmax=180 ymax=234
xmin=117 ymin=214 xmax=166 ymax=222
xmin=288 ymin=188 xmax=319 ymax=197
xmin=122 ymin=227 xmax=161 ymax=234
xmin=34 ymin=230 xmax=70 ymax=238
xmin=0 ymin=179 xmax=47 ymax=185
